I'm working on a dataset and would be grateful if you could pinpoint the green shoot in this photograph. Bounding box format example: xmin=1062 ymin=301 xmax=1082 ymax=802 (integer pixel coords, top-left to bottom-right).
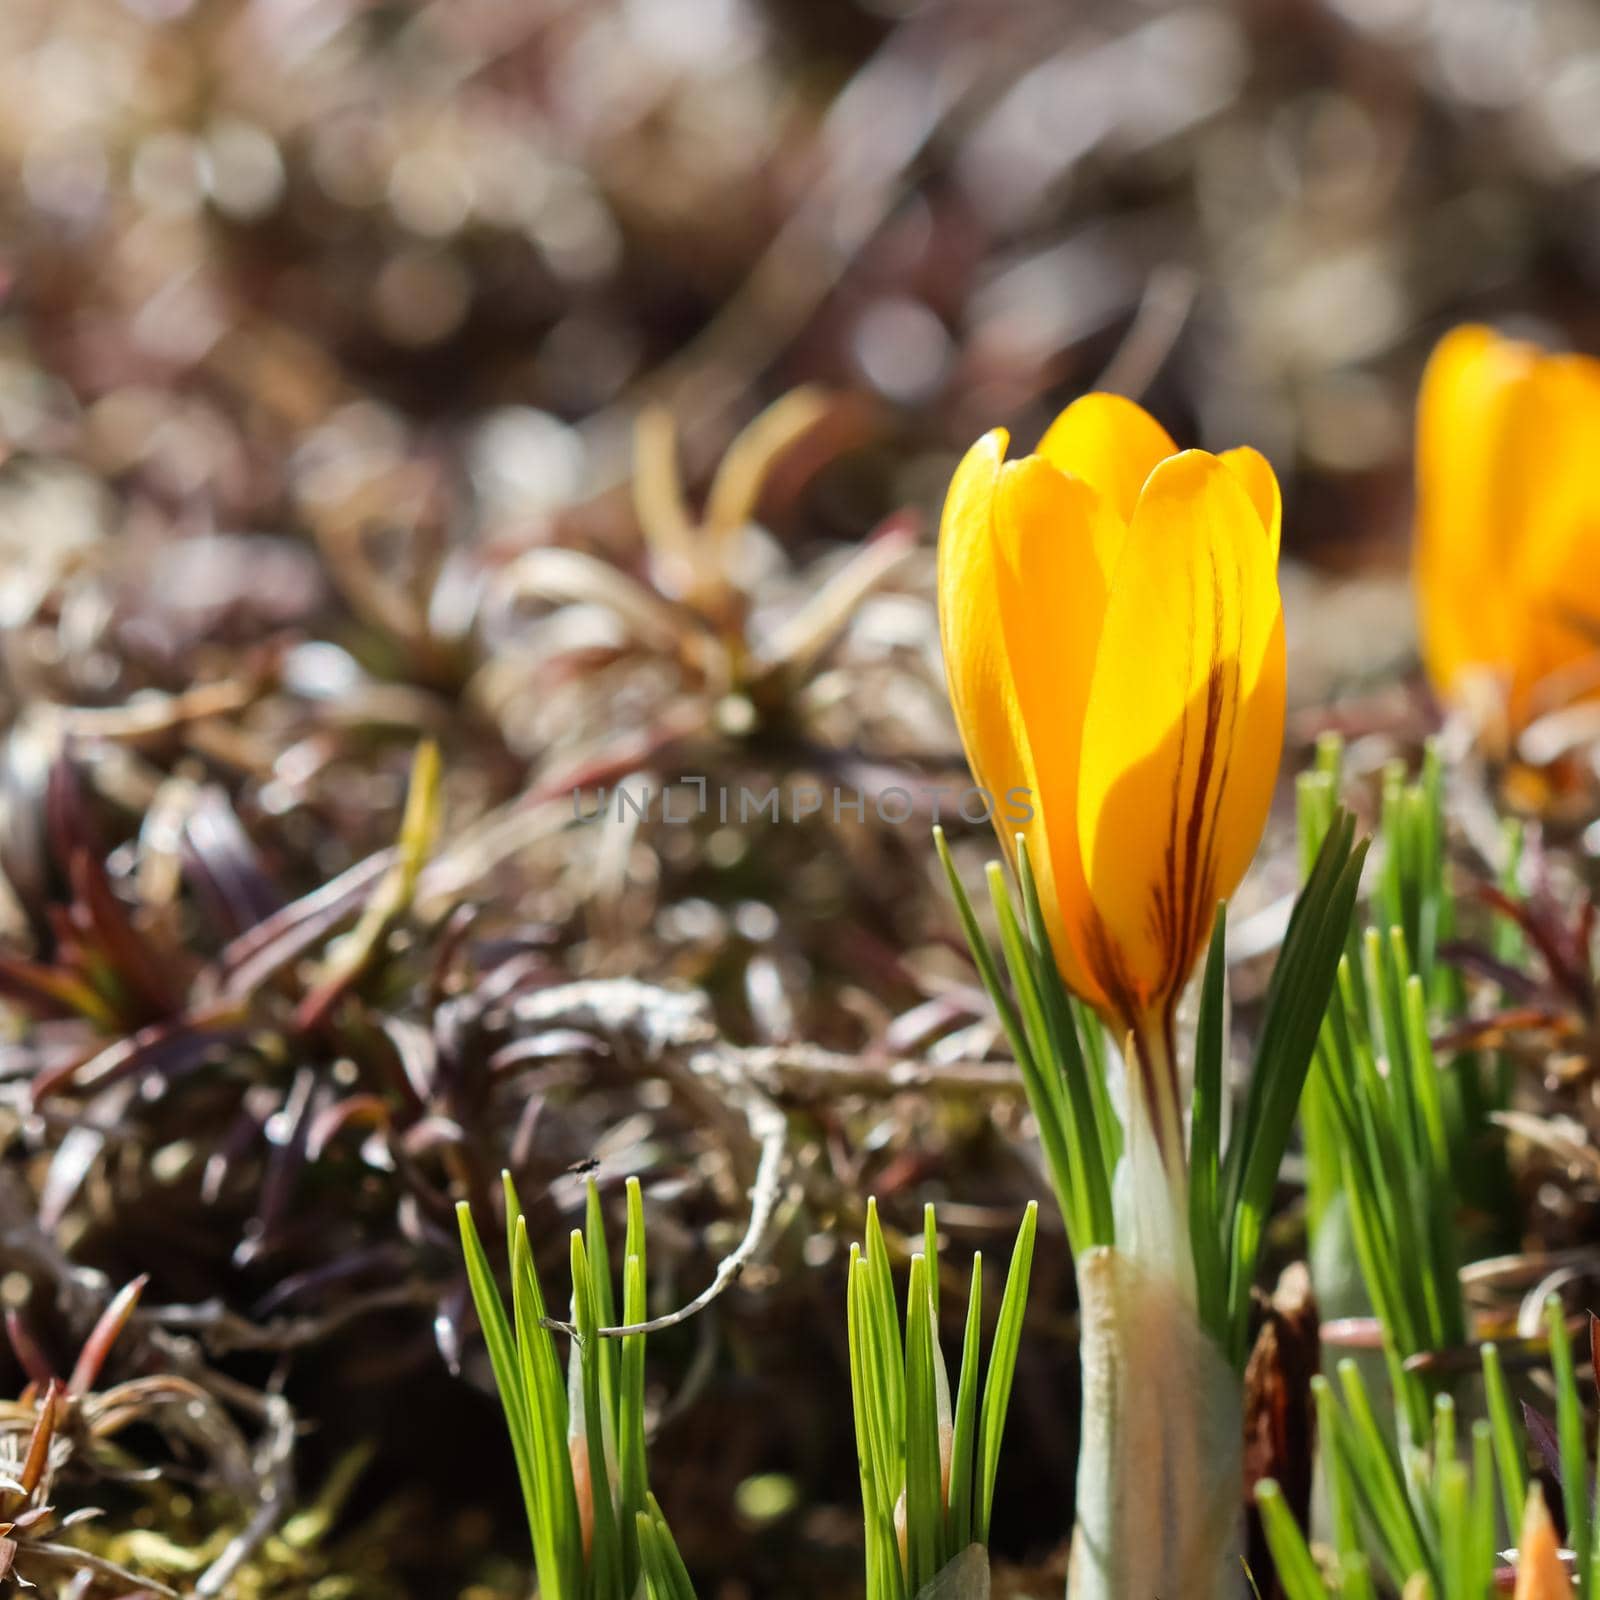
xmin=458 ymin=1174 xmax=694 ymax=1600
xmin=847 ymin=1199 xmax=1037 ymax=1600
xmin=1255 ymin=1306 xmax=1600 ymax=1598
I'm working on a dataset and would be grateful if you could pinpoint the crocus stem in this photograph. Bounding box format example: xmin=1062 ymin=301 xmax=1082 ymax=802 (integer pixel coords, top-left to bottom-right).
xmin=1069 ymin=1253 xmax=1241 ymax=1600
xmin=1128 ymin=1011 xmax=1188 ymax=1189
xmin=1067 ymin=1021 xmax=1240 ymax=1600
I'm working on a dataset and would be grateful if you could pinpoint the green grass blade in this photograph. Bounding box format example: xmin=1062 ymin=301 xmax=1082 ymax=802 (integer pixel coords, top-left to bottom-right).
xmin=864 ymin=1199 xmax=906 ymax=1492
xmin=586 ymin=1180 xmax=622 ymax=1440
xmin=458 ymin=1203 xmax=544 ymax=1572
xmin=572 ymin=1231 xmax=623 ymax=1600
xmin=1548 ymin=1295 xmax=1590 ymax=1600
xmin=903 ymin=1254 xmax=943 ymax=1594
xmin=1431 ymin=1392 xmax=1456 ymax=1515
xmin=934 ymin=827 xmax=1034 ymax=1083
xmin=1312 ymin=1377 xmax=1371 ymax=1600
xmin=1333 ymin=1359 xmax=1432 ymax=1584
xmin=1480 ymin=1343 xmax=1526 ymax=1543
xmin=1338 ymin=1553 xmax=1376 ymax=1600
xmin=1255 ymin=1480 xmax=1331 ymax=1600
xmin=1225 ymin=818 xmax=1367 ymax=1364
xmin=638 ymin=1497 xmax=700 ymax=1600
xmin=510 ymin=1217 xmax=583 ymax=1599
xmin=1469 ymin=1421 xmax=1497 ymax=1599
xmin=936 ymin=829 xmax=1094 ymax=1248
xmin=1224 ymin=809 xmax=1356 ymax=1212
xmin=988 ymin=863 xmax=1097 ymax=1253
xmin=975 ymin=1201 xmax=1036 ymax=1543
xmin=619 ymin=1251 xmax=649 ymax=1596
xmin=1436 ymin=1456 xmax=1469 ymax=1600
xmin=847 ymin=1249 xmax=892 ymax=1600
xmin=945 ymin=1253 xmax=983 ymax=1553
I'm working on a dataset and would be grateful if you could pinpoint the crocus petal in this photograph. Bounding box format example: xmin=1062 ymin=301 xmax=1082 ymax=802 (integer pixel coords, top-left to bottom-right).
xmin=1038 ymin=394 xmax=1177 ymax=524
xmin=1514 ymin=1486 xmax=1574 ymax=1600
xmin=1501 ymin=353 xmax=1600 ymax=717
xmin=1218 ymin=446 xmax=1281 ymax=561
xmin=988 ymin=454 xmax=1125 ymax=1004
xmin=938 ymin=429 xmax=1121 ymax=1005
xmin=938 ymin=435 xmax=1084 ymax=994
xmin=1414 ymin=324 xmax=1532 ymax=701
xmin=938 ymin=430 xmax=1020 ymax=816
xmin=1076 ymin=450 xmax=1285 ymax=1023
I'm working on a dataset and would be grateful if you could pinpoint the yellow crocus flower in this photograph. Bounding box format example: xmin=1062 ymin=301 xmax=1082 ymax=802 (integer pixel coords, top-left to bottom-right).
xmin=937 ymin=393 xmax=1286 ymax=1141
xmin=1416 ymin=324 xmax=1600 ymax=736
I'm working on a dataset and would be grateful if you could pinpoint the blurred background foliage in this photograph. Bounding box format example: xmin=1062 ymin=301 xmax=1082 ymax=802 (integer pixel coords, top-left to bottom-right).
xmin=1 ymin=0 xmax=1599 ymax=1595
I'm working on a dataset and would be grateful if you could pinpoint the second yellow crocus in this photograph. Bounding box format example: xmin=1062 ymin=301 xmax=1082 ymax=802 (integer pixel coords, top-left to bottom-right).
xmin=938 ymin=393 xmax=1286 ymax=1160
xmin=1416 ymin=324 xmax=1600 ymax=738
